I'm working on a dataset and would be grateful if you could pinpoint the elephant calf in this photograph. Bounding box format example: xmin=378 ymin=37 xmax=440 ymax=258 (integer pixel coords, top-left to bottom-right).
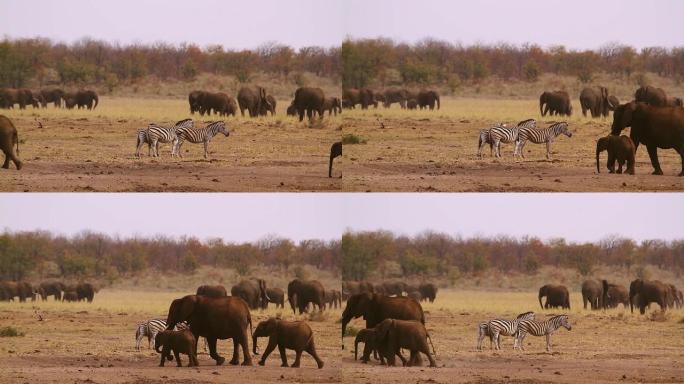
xmin=155 ymin=329 xmax=198 ymax=367
xmin=253 ymin=318 xmax=324 ymax=369
xmin=374 ymin=319 xmax=436 ymax=367
xmin=596 ymin=135 xmax=635 ymax=175
xmin=62 ymin=291 xmax=78 ymax=302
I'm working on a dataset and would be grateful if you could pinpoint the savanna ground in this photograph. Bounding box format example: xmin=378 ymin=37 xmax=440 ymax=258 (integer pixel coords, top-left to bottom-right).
xmin=342 ymin=97 xmax=684 ymax=192
xmin=341 ymin=289 xmax=684 ymax=384
xmin=0 ymin=96 xmax=342 ymax=192
xmin=0 ymin=268 xmax=344 ymax=384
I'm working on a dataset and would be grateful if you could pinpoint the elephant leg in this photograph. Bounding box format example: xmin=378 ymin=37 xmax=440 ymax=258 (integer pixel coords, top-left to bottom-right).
xmin=2 ymin=151 xmax=10 ymax=168
xmin=607 ymin=152 xmax=616 ymax=173
xmin=230 ymin=337 xmax=240 ymax=365
xmin=306 ymin=339 xmax=324 ymax=369
xmin=174 ymin=350 xmax=182 ymax=367
xmin=292 ymin=350 xmax=303 ymax=368
xmin=207 ymin=338 xmax=225 ymax=365
xmin=298 ymin=110 xmax=304 ymax=122
xmin=159 ymin=347 xmax=168 ymax=367
xmin=617 ymin=160 xmax=624 ymax=174
xmin=259 ymin=338 xmax=278 ymax=366
xmin=240 ymin=328 xmax=253 ymax=365
xmin=307 ymin=108 xmax=313 ymax=121
xmin=646 ymin=145 xmax=663 ymax=175
xmin=278 ymin=344 xmax=288 ymax=367
xmin=677 ymin=147 xmax=684 ymax=176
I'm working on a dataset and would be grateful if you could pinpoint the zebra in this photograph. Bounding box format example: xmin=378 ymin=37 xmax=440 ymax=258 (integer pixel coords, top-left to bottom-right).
xmin=477 ymin=123 xmax=503 ymax=158
xmin=135 ymin=318 xmax=208 ymax=352
xmin=174 ymin=121 xmax=230 ymax=159
xmin=477 ymin=311 xmax=535 ymax=351
xmin=489 ymin=119 xmax=537 ymax=158
xmin=514 ymin=121 xmax=572 ymax=159
xmin=485 ymin=311 xmax=536 ymax=350
xmin=515 ymin=314 xmax=572 ymax=352
xmin=135 ymin=119 xmax=194 ymax=158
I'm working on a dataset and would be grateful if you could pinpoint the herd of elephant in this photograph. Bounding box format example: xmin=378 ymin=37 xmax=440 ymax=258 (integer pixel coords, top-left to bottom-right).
xmin=539 ymin=278 xmax=683 ymax=314
xmin=0 ymin=280 xmax=97 ymax=303
xmin=342 ymin=88 xmax=440 ymax=110
xmin=188 ymin=86 xmax=342 ymax=122
xmin=0 ymin=88 xmax=99 ymax=110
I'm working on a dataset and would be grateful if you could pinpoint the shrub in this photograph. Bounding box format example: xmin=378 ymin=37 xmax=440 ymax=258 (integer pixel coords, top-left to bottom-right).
xmin=0 ymin=326 xmax=24 ymax=337
xmin=344 ymin=325 xmax=360 ymax=337
xmin=342 ymin=134 xmax=366 ymax=145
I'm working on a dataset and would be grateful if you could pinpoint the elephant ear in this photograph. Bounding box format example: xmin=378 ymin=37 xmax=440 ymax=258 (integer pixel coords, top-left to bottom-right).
xmin=168 ymin=295 xmax=197 ymax=328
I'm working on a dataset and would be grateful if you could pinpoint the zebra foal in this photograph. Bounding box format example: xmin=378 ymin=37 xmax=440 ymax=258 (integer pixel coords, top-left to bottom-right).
xmin=515 ymin=314 xmax=572 ymax=352
xmin=514 ymin=121 xmax=572 ymax=159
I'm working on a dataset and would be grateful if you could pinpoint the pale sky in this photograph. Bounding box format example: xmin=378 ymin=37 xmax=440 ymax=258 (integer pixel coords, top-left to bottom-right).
xmin=0 ymin=193 xmax=681 ymax=243
xmin=1 ymin=0 xmax=681 ymax=50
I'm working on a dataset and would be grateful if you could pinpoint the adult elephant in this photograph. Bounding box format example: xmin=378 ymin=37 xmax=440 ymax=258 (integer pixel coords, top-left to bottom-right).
xmin=329 ymin=141 xmax=342 ymax=178
xmin=292 ymin=87 xmax=325 ymax=122
xmin=0 ymin=115 xmax=22 ymax=170
xmin=39 ymin=281 xmax=66 ymax=301
xmin=342 ymin=88 xmax=361 ymax=109
xmin=197 ymin=285 xmax=228 ymax=297
xmin=41 ymin=88 xmax=65 ymax=108
xmin=358 ymin=88 xmax=377 ymax=109
xmin=629 ymin=279 xmax=669 ymax=314
xmin=417 ymin=90 xmax=440 ymax=110
xmin=76 ymin=282 xmax=96 ymax=302
xmin=188 ymin=90 xmax=206 ymax=114
xmin=0 ymin=281 xmax=33 ymax=301
xmin=75 ymin=90 xmax=98 ymax=110
xmin=265 ymin=287 xmax=284 ymax=309
xmin=611 ymin=101 xmax=684 ymax=176
xmin=18 ymin=89 xmax=39 ymax=109
xmin=231 ymin=279 xmax=269 ymax=310
xmin=322 ymin=97 xmax=342 ymax=116
xmin=199 ymin=92 xmax=236 ymax=116
xmin=165 ymin=294 xmax=253 ymax=365
xmin=342 ymin=280 xmax=374 ymax=298
xmin=287 ymin=279 xmax=325 ymax=314
xmin=341 ymin=292 xmax=425 ymax=348
xmin=418 ymin=283 xmax=437 ymax=303
xmin=540 ymin=91 xmax=572 ymax=116
xmin=259 ymin=95 xmax=276 ymax=116
xmin=382 ymin=281 xmax=408 ymax=296
xmin=538 ymin=284 xmax=570 ymax=309
xmin=383 ymin=88 xmax=409 ymax=109
xmin=581 ymin=279 xmax=603 ymax=310
xmin=0 ymin=88 xmax=18 ymax=108
xmin=237 ymin=86 xmax=270 ymax=118
xmin=580 ymin=86 xmax=616 ymax=118
xmin=603 ymin=281 xmax=630 ymax=309
xmin=635 ymin=85 xmax=667 ymax=106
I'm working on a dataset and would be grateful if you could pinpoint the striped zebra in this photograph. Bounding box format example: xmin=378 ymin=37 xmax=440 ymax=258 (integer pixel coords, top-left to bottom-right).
xmin=514 ymin=121 xmax=572 ymax=159
xmin=135 ymin=318 xmax=208 ymax=352
xmin=515 ymin=314 xmax=572 ymax=352
xmin=477 ymin=123 xmax=503 ymax=158
xmin=485 ymin=311 xmax=536 ymax=350
xmin=477 ymin=311 xmax=535 ymax=351
xmin=136 ymin=119 xmax=194 ymax=158
xmin=174 ymin=121 xmax=230 ymax=159
xmin=490 ymin=119 xmax=536 ymax=157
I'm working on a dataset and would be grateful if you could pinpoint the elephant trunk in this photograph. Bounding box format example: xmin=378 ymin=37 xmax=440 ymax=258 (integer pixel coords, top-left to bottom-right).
xmin=354 ymin=338 xmax=358 ymax=360
xmin=252 ymin=334 xmax=259 ymax=355
xmin=155 ymin=342 xmax=163 ymax=354
xmin=539 ymin=97 xmax=544 ymax=116
xmin=538 ymin=292 xmax=544 ymax=310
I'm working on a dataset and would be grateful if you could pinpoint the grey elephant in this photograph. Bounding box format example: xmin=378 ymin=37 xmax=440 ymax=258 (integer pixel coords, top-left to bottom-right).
xmin=287 ymin=279 xmax=325 ymax=314
xmin=417 ymin=90 xmax=440 ymax=110
xmin=374 ymin=319 xmax=436 ymax=367
xmin=237 ymin=86 xmax=271 ymax=117
xmin=0 ymin=115 xmax=22 ymax=170
xmin=580 ymin=86 xmax=617 ymax=118
xmin=292 ymin=87 xmax=326 ymax=122
xmin=231 ymin=279 xmax=269 ymax=310
xmin=540 ymin=91 xmax=572 ymax=116
xmin=322 ymin=97 xmax=342 ymax=116
xmin=252 ymin=318 xmax=324 ymax=369
xmin=539 ymin=284 xmax=570 ymax=309
xmin=635 ymin=85 xmax=668 ymax=106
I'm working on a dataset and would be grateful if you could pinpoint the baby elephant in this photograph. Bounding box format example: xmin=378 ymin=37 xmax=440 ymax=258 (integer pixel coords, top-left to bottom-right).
xmin=155 ymin=329 xmax=198 ymax=367
xmin=596 ymin=135 xmax=635 ymax=175
xmin=355 ymin=328 xmax=378 ymax=363
xmin=252 ymin=318 xmax=324 ymax=369
xmin=374 ymin=319 xmax=436 ymax=367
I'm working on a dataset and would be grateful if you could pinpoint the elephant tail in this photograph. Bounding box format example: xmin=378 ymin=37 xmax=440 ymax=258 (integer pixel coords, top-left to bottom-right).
xmin=436 ymin=96 xmax=440 ymax=110
xmin=93 ymin=95 xmax=99 ymax=110
xmin=427 ymin=331 xmax=436 ymax=357
xmin=538 ymin=291 xmax=544 ymax=310
xmin=13 ymin=129 xmax=19 ymax=155
xmin=539 ymin=95 xmax=545 ymax=116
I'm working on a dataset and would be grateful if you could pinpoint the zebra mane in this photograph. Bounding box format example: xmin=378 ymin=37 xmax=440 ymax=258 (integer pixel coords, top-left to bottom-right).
xmin=549 ymin=121 xmax=568 ymax=130
xmin=517 ymin=119 xmax=535 ymax=126
xmin=206 ymin=121 xmax=225 ymax=130
xmin=175 ymin=118 xmax=193 ymax=126
xmin=516 ymin=311 xmax=534 ymax=319
xmin=548 ymin=314 xmax=568 ymax=320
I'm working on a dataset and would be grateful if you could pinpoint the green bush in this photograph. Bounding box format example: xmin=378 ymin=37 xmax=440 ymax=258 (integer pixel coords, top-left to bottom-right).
xmin=0 ymin=326 xmax=24 ymax=337
xmin=342 ymin=134 xmax=366 ymax=145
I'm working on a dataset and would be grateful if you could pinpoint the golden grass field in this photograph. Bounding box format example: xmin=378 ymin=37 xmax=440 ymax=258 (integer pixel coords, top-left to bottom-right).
xmin=342 ymin=97 xmax=684 ymax=191
xmin=2 ymin=284 xmax=681 ymax=384
xmin=0 ymin=96 xmax=342 ymax=192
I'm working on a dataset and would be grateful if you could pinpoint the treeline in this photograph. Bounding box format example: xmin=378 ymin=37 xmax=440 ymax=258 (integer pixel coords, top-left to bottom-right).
xmin=0 ymin=230 xmax=340 ymax=281
xmin=0 ymin=38 xmax=341 ymax=88
xmin=342 ymin=231 xmax=684 ymax=281
xmin=342 ymin=38 xmax=684 ymax=88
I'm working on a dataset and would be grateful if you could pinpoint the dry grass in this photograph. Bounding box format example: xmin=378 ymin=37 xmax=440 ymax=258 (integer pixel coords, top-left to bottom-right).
xmin=342 ymin=97 xmax=684 ymax=191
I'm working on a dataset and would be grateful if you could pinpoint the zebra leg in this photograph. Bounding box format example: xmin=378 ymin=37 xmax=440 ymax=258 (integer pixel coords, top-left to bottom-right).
xmin=203 ymin=141 xmax=209 ymax=159
xmin=545 ymin=334 xmax=551 ymax=352
xmin=546 ymin=141 xmax=552 ymax=160
xmin=477 ymin=327 xmax=485 ymax=350
xmin=494 ymin=140 xmax=501 ymax=158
